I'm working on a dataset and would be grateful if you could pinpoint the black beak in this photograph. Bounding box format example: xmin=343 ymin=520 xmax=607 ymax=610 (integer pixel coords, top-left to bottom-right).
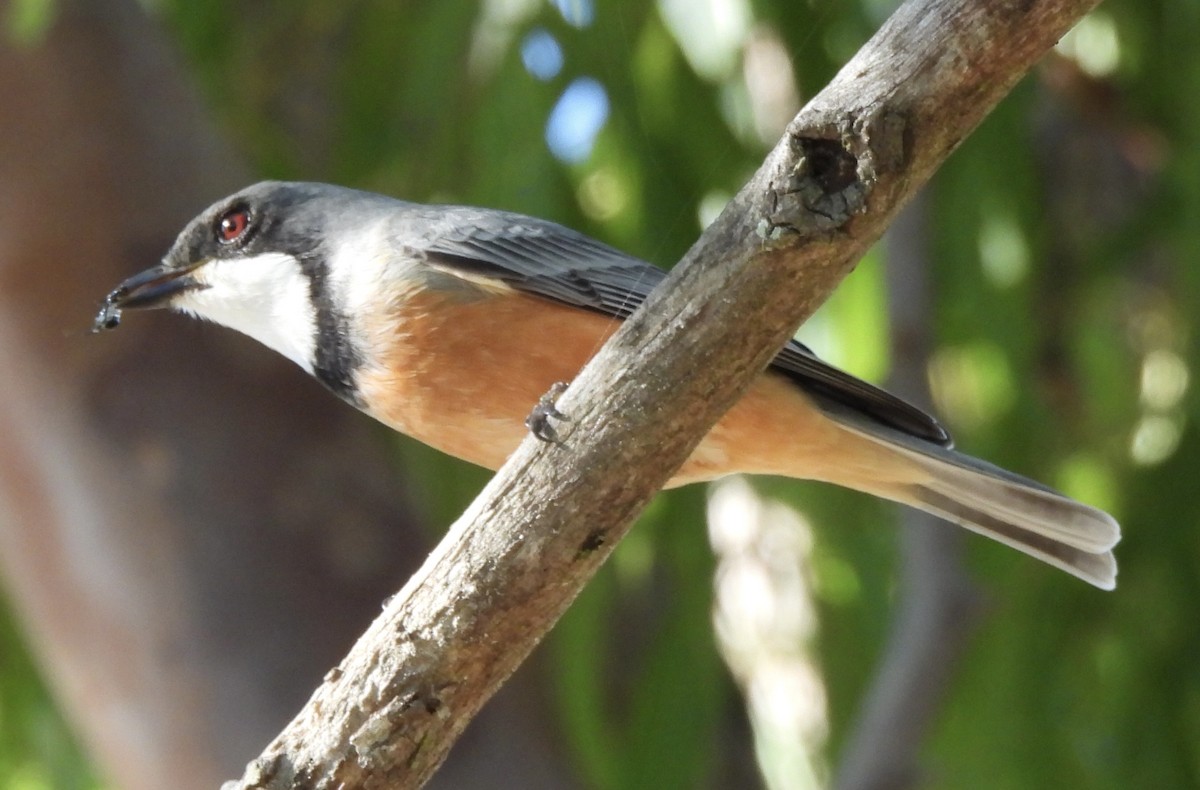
xmin=92 ymin=262 xmax=205 ymax=333
xmin=110 ymin=263 xmax=203 ymax=309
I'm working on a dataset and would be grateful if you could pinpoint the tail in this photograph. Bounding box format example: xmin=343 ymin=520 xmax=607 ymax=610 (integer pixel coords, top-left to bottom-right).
xmin=836 ymin=419 xmax=1120 ymax=590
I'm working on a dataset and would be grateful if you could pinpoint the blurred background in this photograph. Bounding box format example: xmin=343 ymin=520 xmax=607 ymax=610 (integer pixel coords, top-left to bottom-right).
xmin=0 ymin=0 xmax=1196 ymax=787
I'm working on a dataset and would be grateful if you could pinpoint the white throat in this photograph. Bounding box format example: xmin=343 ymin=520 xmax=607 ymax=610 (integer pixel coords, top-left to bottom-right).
xmin=174 ymin=252 xmax=318 ymax=372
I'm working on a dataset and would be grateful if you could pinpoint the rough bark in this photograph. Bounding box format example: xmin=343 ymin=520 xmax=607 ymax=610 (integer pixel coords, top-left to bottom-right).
xmin=223 ymin=0 xmax=1104 ymax=787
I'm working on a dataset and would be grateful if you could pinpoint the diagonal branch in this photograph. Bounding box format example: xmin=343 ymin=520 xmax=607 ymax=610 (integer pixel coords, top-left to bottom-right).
xmin=227 ymin=0 xmax=1102 ymax=786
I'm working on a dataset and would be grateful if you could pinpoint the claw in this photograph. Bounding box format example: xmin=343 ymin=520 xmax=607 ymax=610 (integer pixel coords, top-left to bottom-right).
xmin=526 ymin=381 xmax=570 ymax=445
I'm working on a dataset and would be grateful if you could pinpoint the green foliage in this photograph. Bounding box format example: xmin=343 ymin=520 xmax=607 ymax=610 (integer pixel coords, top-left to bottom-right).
xmin=0 ymin=596 xmax=97 ymax=790
xmin=3 ymin=0 xmax=56 ymax=46
xmin=8 ymin=0 xmax=1200 ymax=787
xmin=553 ymin=492 xmax=727 ymax=789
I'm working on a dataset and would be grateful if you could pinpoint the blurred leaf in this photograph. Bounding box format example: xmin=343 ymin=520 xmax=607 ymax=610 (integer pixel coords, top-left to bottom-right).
xmin=4 ymin=0 xmax=55 ymax=45
xmin=0 ymin=595 xmax=97 ymax=789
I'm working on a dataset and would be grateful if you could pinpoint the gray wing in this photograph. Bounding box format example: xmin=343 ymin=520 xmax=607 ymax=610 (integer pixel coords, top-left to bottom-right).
xmin=409 ymin=205 xmax=951 ymax=446
xmin=405 ymin=205 xmax=663 ymax=319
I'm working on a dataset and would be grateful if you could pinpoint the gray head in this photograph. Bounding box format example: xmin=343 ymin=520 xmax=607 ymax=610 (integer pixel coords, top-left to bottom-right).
xmin=101 ymin=181 xmax=405 ymax=400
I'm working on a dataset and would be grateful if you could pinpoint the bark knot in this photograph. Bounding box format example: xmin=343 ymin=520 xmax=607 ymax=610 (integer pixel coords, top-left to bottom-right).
xmin=760 ymin=110 xmax=908 ymax=241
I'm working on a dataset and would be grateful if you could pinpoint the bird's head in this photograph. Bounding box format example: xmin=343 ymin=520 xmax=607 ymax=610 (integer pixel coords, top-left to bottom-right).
xmin=96 ymin=181 xmax=401 ymax=400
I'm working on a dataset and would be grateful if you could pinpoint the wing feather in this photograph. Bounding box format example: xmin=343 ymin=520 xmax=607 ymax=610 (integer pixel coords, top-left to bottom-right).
xmin=402 ymin=205 xmax=950 ymax=446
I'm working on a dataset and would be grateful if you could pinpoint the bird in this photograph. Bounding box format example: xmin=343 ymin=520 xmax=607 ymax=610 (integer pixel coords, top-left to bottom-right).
xmin=94 ymin=181 xmax=1120 ymax=589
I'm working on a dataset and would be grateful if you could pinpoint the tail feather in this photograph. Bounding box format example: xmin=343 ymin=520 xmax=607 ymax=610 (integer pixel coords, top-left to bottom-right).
xmin=834 ymin=419 xmax=1120 ymax=590
xmin=913 ymin=483 xmax=1118 ymax=590
xmin=924 ymin=450 xmax=1118 ymax=549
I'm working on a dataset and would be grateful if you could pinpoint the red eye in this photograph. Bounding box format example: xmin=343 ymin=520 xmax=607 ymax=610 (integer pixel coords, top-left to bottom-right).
xmin=216 ymin=207 xmax=250 ymax=243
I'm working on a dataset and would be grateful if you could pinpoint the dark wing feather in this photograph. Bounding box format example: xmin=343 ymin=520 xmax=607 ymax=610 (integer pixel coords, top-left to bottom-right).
xmin=412 ymin=207 xmax=664 ymax=318
xmin=770 ymin=343 xmax=951 ymax=445
xmin=406 ymin=205 xmax=951 ymax=447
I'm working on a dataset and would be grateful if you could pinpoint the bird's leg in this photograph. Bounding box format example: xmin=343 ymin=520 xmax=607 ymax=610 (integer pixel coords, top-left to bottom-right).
xmin=526 ymin=381 xmax=571 ymax=445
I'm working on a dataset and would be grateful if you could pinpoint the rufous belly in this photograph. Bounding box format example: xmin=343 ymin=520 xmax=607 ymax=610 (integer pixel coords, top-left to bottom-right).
xmin=353 ymin=289 xmax=919 ymax=491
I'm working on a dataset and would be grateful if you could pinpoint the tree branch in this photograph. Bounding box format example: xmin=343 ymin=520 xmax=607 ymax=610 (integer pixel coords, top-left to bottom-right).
xmin=227 ymin=0 xmax=1102 ymax=786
